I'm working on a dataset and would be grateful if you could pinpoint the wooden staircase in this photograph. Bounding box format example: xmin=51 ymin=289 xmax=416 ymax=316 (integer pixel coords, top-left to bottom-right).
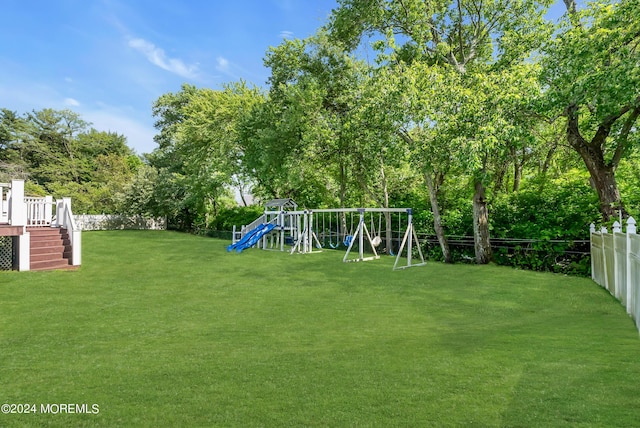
xmin=28 ymin=227 xmax=75 ymax=271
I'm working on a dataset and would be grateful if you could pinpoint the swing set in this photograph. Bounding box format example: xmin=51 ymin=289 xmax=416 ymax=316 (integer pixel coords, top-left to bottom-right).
xmin=319 ymin=210 xmax=388 ymax=250
xmin=231 ymin=200 xmax=426 ymax=271
xmin=311 ymin=208 xmax=425 ymax=270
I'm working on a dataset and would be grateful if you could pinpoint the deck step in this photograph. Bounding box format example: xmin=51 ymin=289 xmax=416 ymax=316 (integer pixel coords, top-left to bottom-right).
xmin=30 ymin=259 xmax=76 ymax=271
xmin=27 ymin=227 xmax=74 ymax=271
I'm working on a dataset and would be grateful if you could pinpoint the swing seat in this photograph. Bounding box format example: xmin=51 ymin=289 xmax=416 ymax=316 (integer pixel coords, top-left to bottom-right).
xmin=372 ymin=236 xmax=382 ymax=247
xmin=344 ymin=235 xmax=353 ymax=247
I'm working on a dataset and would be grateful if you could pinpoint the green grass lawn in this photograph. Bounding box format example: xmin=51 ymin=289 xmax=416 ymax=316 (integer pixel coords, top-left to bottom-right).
xmin=1 ymin=230 xmax=640 ymax=427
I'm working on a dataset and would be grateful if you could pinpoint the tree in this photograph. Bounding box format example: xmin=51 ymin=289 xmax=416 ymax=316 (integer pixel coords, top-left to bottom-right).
xmin=0 ymin=108 xmax=138 ymax=213
xmin=150 ymin=82 xmax=262 ymax=228
xmin=339 ymin=63 xmax=419 ymax=253
xmin=239 ymin=88 xmax=334 ymax=207
xmin=540 ymin=0 xmax=640 ymax=221
xmin=178 ymin=81 xmax=263 ymax=220
xmin=0 ymin=108 xmax=31 ymax=180
xmin=327 ymin=0 xmax=553 ymax=263
xmin=247 ymin=34 xmax=372 ymax=209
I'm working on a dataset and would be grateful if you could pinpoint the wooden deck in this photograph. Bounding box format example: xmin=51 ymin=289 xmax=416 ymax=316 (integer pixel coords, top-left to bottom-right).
xmin=0 ymin=224 xmax=24 ymax=236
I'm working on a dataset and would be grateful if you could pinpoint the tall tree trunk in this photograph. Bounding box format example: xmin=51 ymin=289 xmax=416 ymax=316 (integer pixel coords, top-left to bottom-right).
xmin=577 ymin=153 xmax=622 ymax=221
xmin=513 ymin=160 xmax=522 ymax=192
xmin=540 ymin=138 xmax=558 ymax=178
xmin=565 ymin=104 xmax=627 ymax=221
xmin=339 ymin=159 xmax=348 ymax=237
xmin=211 ymin=192 xmax=219 ymax=218
xmin=384 ymin=211 xmax=393 ymax=255
xmin=473 ymin=179 xmax=492 ymax=264
xmin=238 ymin=186 xmax=248 ymax=206
xmin=492 ymin=162 xmax=507 ymax=194
xmin=425 ymin=171 xmax=451 ymax=263
xmin=379 ymin=159 xmax=394 ymax=255
xmin=512 ymin=146 xmax=524 ymax=192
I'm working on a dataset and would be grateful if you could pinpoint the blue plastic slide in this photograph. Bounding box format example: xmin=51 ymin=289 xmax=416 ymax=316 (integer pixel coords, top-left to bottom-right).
xmin=227 ymin=224 xmax=266 ymax=252
xmin=227 ymin=223 xmax=276 ymax=253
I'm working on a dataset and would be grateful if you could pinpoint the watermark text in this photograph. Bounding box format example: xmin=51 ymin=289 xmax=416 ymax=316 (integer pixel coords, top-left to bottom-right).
xmin=1 ymin=403 xmax=99 ymax=414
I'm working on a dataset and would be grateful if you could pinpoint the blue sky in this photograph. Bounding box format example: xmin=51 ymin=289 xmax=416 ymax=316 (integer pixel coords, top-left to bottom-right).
xmin=1 ymin=0 xmax=570 ymax=155
xmin=0 ymin=0 xmax=338 ymax=154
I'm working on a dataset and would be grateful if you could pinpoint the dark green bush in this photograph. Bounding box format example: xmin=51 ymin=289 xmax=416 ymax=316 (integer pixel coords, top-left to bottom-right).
xmin=490 ymin=170 xmax=600 ymax=241
xmin=487 ymin=170 xmax=600 ymax=275
xmin=208 ymin=206 xmax=264 ymax=231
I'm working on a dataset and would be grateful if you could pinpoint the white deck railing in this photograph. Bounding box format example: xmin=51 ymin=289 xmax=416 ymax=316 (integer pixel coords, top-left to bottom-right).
xmin=1 ymin=182 xmax=79 ymax=230
xmin=0 ymin=183 xmax=9 ymax=223
xmin=54 ymin=197 xmax=81 ymax=266
xmin=0 ymin=180 xmax=81 ymax=270
xmin=1 ymin=183 xmax=54 ymax=226
xmin=25 ymin=196 xmax=53 ymax=226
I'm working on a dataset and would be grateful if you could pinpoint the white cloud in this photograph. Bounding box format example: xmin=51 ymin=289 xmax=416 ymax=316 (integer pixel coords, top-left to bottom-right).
xmin=0 ymin=82 xmax=156 ymax=154
xmin=216 ymin=56 xmax=230 ymax=72
xmin=274 ymin=0 xmax=295 ymax=12
xmin=213 ymin=56 xmax=260 ymax=82
xmin=128 ymin=37 xmax=198 ymax=79
xmin=64 ymin=98 xmax=80 ymax=107
xmin=0 ymin=81 xmax=57 ymax=112
xmin=0 ymin=62 xmax=157 ymax=154
xmin=83 ymin=108 xmax=157 ymax=154
xmin=279 ymin=30 xmax=294 ymax=39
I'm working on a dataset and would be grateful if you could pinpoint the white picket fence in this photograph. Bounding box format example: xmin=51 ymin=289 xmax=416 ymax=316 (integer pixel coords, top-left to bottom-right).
xmin=73 ymin=214 xmax=166 ymax=231
xmin=590 ymin=217 xmax=640 ymax=332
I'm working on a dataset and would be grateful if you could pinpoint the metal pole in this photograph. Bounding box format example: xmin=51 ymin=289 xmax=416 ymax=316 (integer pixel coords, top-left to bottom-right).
xmin=407 ymin=209 xmax=413 ymax=267
xmin=358 ymin=209 xmax=365 ymax=261
xmin=280 ymin=211 xmax=285 ymax=252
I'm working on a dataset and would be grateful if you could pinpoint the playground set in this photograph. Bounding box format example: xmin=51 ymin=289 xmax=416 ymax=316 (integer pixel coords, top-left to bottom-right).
xmin=228 ymin=199 xmax=426 ymax=270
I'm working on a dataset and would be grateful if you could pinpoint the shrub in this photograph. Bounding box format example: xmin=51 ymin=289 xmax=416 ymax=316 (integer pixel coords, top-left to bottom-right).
xmin=491 ymin=170 xmax=600 ymax=241
xmin=208 ymin=205 xmax=264 ymax=231
xmin=489 ymin=170 xmax=600 ymax=275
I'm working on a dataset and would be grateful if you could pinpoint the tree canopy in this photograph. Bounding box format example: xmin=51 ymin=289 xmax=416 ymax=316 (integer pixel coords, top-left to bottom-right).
xmin=3 ymin=0 xmax=637 ymax=272
xmin=140 ymin=0 xmax=636 ymax=266
xmin=0 ymin=108 xmax=139 ymax=214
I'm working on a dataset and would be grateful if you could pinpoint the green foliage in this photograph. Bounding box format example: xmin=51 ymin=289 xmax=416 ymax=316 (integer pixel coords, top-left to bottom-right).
xmin=617 ymin=149 xmax=640 ymax=220
xmin=149 ymin=82 xmax=264 ymax=228
xmin=0 ymin=108 xmax=138 ymax=214
xmin=489 ymin=170 xmax=600 ymax=274
xmin=327 ymin=0 xmax=554 ymax=70
xmin=540 ymin=0 xmax=640 ymax=129
xmin=23 ymin=181 xmax=47 ymax=197
xmin=118 ymin=164 xmax=160 ymax=217
xmin=207 ymin=205 xmax=264 ymax=231
xmin=537 ymin=0 xmax=640 ymax=220
xmin=247 ymin=33 xmax=389 ymax=208
xmin=47 ymin=181 xmax=106 ymax=215
xmin=491 ymin=170 xmax=600 ymax=240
